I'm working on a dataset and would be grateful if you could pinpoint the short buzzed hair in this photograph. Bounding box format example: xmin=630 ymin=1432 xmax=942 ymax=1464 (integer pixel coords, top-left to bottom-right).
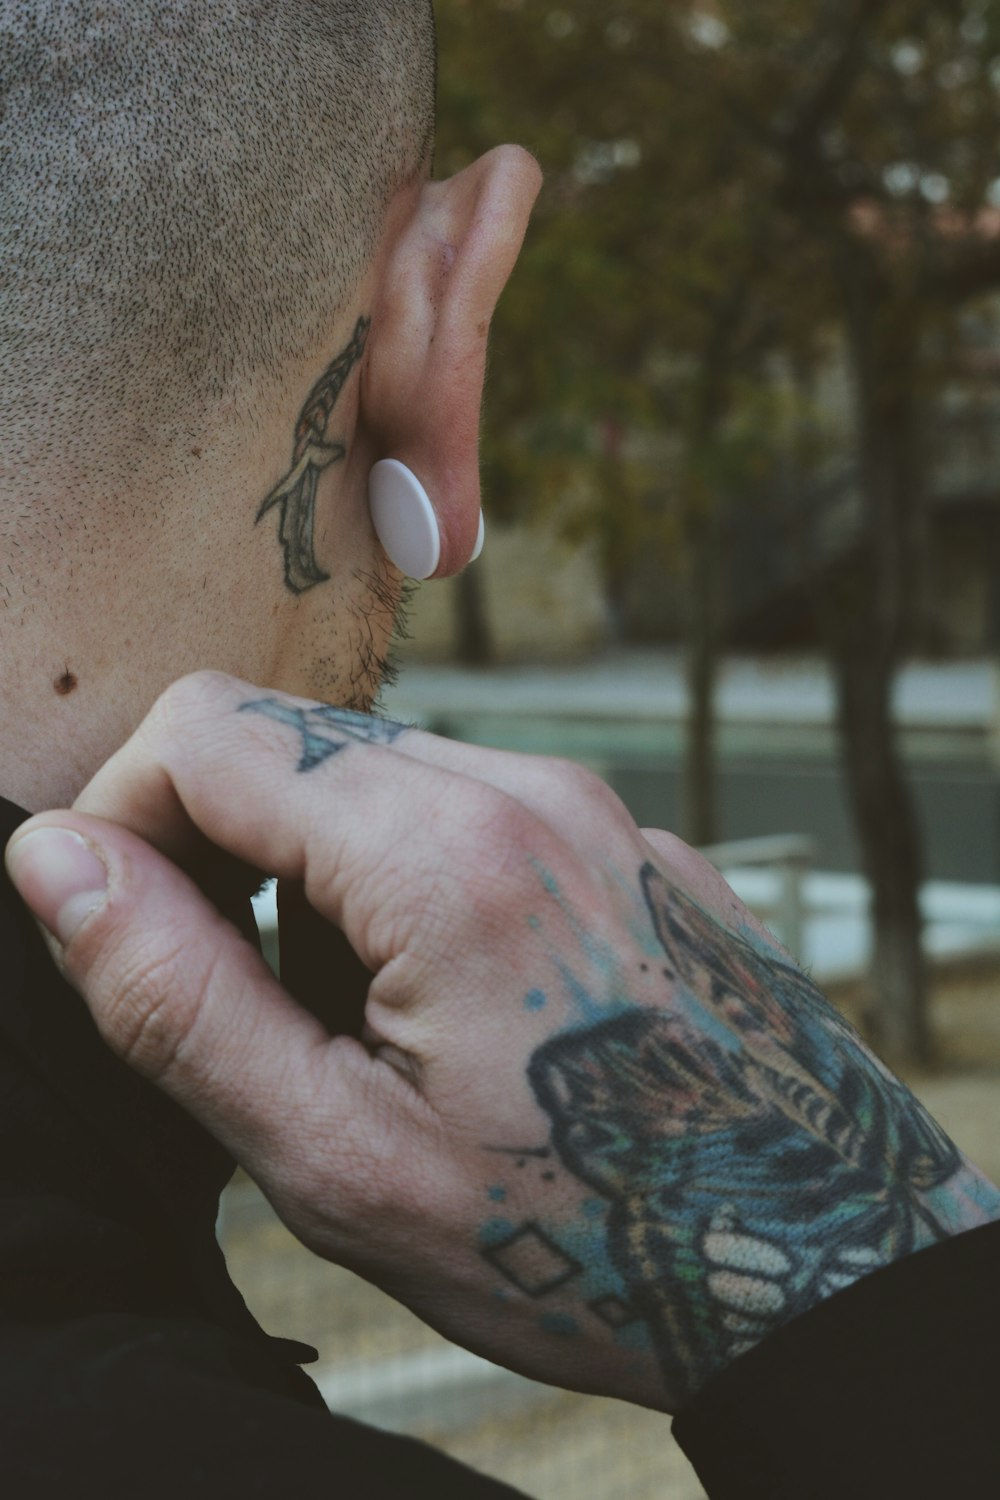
xmin=1 ymin=0 xmax=435 ymax=493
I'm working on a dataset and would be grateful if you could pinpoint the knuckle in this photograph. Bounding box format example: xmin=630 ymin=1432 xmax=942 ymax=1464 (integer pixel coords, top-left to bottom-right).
xmin=98 ymin=937 xmax=200 ymax=1082
xmin=349 ymin=785 xmax=542 ymax=955
xmin=542 ymin=756 xmax=602 ymax=795
xmin=134 ymin=671 xmax=251 ymax=793
xmin=440 ymin=790 xmax=557 ymax=927
xmin=533 ymin=755 xmax=636 ymax=834
xmin=147 ymin=670 xmax=235 ymax=737
xmin=665 ymin=836 xmax=723 ymax=886
xmin=363 ymin=784 xmax=549 ymax=955
xmin=148 ymin=671 xmax=199 ymax=725
xmin=468 ymin=780 xmax=539 ymax=850
xmin=454 ymin=788 xmax=551 ymax=901
xmin=139 ymin=677 xmax=195 ymax=753
xmin=552 ymin=757 xmax=626 ymax=812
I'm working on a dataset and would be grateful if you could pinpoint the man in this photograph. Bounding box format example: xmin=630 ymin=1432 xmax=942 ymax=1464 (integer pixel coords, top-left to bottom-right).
xmin=4 ymin=5 xmax=1000 ymax=1498
xmin=1 ymin=2 xmax=537 ymax=1494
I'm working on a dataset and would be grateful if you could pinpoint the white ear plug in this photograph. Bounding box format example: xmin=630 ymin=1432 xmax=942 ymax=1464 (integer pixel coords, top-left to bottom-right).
xmin=471 ymin=510 xmax=485 ymax=563
xmin=369 ymin=460 xmax=440 ymax=579
xmin=369 ymin=459 xmax=484 ymax=579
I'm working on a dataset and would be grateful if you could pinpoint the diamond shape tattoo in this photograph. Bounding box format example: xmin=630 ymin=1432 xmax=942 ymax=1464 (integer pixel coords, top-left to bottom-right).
xmin=482 ymin=1224 xmax=583 ymax=1297
xmin=588 ymin=1294 xmax=640 ymax=1329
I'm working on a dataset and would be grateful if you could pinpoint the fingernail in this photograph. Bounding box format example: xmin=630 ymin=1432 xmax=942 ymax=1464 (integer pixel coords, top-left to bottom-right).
xmin=5 ymin=828 xmax=109 ymax=945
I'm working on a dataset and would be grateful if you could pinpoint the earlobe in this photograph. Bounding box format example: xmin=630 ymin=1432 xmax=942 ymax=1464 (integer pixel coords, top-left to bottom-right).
xmin=362 ymin=145 xmax=542 ymax=578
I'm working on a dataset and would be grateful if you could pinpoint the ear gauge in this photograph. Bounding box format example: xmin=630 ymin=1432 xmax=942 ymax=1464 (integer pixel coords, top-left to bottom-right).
xmin=369 ymin=459 xmax=485 ymax=579
xmin=471 ymin=509 xmax=486 ymax=563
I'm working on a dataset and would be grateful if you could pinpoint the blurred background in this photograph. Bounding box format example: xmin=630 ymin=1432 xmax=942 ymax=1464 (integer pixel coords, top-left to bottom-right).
xmin=224 ymin=3 xmax=1000 ymax=1494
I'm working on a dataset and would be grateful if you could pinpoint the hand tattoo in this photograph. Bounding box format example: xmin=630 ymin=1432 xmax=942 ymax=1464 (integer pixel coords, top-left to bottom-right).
xmin=239 ymin=698 xmax=410 ymax=773
xmin=256 ymin=316 xmax=371 ymax=595
xmin=481 ymin=863 xmax=1000 ymax=1407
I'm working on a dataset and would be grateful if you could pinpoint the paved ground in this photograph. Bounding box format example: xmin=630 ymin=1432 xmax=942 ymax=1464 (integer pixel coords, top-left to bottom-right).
xmin=219 ymin=965 xmax=1000 ymax=1500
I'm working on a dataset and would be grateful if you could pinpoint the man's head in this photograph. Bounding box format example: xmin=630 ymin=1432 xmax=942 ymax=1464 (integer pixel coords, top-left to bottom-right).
xmin=0 ymin=1 xmax=540 ymax=811
xmin=3 ymin=0 xmax=436 ymax=486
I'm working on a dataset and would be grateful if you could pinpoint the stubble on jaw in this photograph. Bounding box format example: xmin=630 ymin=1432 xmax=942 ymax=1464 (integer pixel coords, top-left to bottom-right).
xmin=303 ymin=559 xmax=414 ymax=716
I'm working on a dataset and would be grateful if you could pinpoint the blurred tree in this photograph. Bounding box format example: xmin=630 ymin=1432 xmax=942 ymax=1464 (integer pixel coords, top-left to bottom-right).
xmin=436 ymin=0 xmax=799 ymax=842
xmin=709 ymin=0 xmax=1000 ymax=1064
xmin=453 ymin=567 xmax=494 ymax=666
xmin=434 ymin=0 xmax=1000 ymax=1065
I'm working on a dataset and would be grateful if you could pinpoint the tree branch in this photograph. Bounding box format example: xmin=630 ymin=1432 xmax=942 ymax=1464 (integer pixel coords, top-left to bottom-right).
xmin=720 ymin=0 xmax=894 ymax=216
xmin=781 ymin=0 xmax=893 ymax=160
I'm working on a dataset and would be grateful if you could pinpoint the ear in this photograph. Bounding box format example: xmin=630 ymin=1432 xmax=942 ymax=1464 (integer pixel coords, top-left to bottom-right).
xmin=360 ymin=144 xmax=542 ymax=578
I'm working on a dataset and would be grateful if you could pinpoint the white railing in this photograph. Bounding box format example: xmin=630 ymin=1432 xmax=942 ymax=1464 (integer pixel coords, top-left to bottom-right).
xmin=698 ymin=834 xmax=816 ymax=961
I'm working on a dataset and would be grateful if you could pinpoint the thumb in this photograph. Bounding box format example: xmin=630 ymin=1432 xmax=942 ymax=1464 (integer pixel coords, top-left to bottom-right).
xmin=3 ymin=813 xmax=373 ymax=1178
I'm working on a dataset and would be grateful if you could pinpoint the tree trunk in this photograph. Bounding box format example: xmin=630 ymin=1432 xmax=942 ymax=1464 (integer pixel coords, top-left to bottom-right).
xmin=683 ymin=510 xmax=721 ymax=847
xmin=830 ymin=627 xmax=929 ymax=1063
xmin=680 ymin=307 xmax=741 ymax=848
xmin=821 ymin=261 xmax=930 ymax=1066
xmin=453 ymin=566 xmax=494 ymax=667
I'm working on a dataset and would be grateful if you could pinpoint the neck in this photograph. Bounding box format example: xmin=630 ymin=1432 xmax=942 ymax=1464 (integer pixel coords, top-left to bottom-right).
xmin=0 ymin=466 xmax=273 ymax=813
xmin=0 ymin=615 xmax=177 ymax=814
xmin=1 ymin=291 xmax=393 ymax=813
xmin=0 ymin=467 xmax=394 ymax=814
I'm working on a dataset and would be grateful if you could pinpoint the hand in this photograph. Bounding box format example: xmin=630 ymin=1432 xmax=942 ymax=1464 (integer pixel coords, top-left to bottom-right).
xmin=6 ymin=670 xmax=1000 ymax=1413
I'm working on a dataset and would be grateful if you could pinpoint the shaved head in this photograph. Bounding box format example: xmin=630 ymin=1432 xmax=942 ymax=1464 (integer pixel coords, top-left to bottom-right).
xmin=1 ymin=0 xmax=436 ymax=504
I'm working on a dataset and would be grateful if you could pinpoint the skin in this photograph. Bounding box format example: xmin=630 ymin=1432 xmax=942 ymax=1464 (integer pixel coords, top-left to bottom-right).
xmin=0 ymin=144 xmax=542 ymax=812
xmin=6 ymin=672 xmax=1000 ymax=1414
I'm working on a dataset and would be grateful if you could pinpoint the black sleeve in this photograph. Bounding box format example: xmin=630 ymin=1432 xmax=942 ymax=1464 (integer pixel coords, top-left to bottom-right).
xmin=0 ymin=1313 xmax=531 ymax=1500
xmin=671 ymin=1220 xmax=1000 ymax=1499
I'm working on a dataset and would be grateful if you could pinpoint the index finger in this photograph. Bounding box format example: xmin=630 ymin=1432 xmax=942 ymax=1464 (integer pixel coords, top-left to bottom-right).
xmin=62 ymin=670 xmax=578 ymax=972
